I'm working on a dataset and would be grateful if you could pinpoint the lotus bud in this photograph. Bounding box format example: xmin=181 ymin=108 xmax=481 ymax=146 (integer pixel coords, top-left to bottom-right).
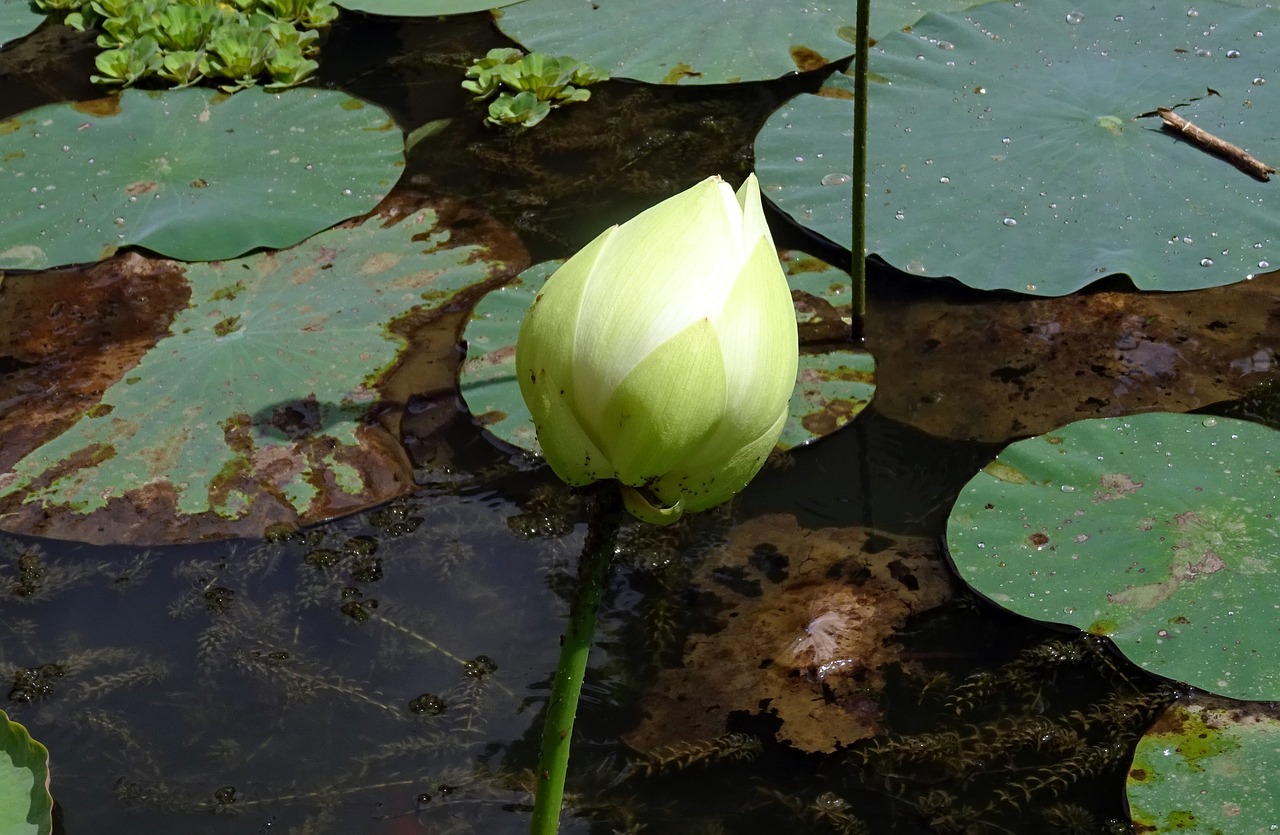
xmin=516 ymin=174 xmax=798 ymax=525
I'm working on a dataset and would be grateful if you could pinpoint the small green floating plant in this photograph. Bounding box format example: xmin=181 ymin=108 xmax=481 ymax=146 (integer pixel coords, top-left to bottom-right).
xmin=462 ymin=47 xmax=608 ymax=128
xmin=33 ymin=0 xmax=337 ymax=91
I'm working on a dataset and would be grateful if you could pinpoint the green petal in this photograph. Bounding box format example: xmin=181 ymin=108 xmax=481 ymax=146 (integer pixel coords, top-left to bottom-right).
xmin=736 ymin=173 xmax=773 ymax=257
xmin=621 ymin=486 xmax=684 ymax=525
xmin=653 ymin=406 xmax=788 ymax=514
xmin=570 ymin=177 xmax=746 ymax=413
xmin=516 ymin=228 xmax=617 ymax=481
xmin=526 ymin=365 xmax=613 ymax=485
xmin=596 ymin=318 xmax=728 ymax=485
xmin=713 ymin=235 xmax=799 ymax=436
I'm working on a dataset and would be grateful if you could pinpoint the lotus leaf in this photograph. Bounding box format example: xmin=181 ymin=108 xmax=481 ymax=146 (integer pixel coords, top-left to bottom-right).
xmin=756 ymin=0 xmax=1280 ymax=294
xmin=1129 ymin=695 xmax=1280 ymax=835
xmin=333 ymin=0 xmax=522 ymax=15
xmin=0 ymin=88 xmax=402 ymax=269
xmin=947 ymin=412 xmax=1280 ymax=700
xmin=495 ymin=0 xmax=855 ymax=84
xmin=0 ymin=201 xmax=525 ymax=544
xmin=0 ymin=710 xmax=51 ymax=835
xmin=1 ymin=0 xmax=45 ymax=48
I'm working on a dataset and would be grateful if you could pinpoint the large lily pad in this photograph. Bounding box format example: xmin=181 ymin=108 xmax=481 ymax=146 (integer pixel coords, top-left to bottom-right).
xmin=0 ymin=88 xmax=403 ymax=270
xmin=1129 ymin=695 xmax=1280 ymax=835
xmin=494 ymin=0 xmax=861 ymax=84
xmin=334 ymin=0 xmax=523 ymax=15
xmin=0 ymin=198 xmax=525 ymax=544
xmin=947 ymin=412 xmax=1280 ymax=700
xmin=459 ymin=255 xmax=875 ymax=454
xmin=0 ymin=0 xmax=43 ymax=49
xmin=756 ymin=0 xmax=1280 ymax=294
xmin=0 ymin=710 xmax=51 ymax=835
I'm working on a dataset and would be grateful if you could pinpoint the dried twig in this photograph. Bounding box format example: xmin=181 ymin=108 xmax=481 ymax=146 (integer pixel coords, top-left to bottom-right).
xmin=1157 ymin=106 xmax=1275 ymax=181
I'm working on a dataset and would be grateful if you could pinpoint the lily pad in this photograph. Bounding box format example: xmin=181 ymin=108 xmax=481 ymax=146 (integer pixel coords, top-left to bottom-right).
xmin=756 ymin=0 xmax=1280 ymax=295
xmin=494 ymin=0 xmax=859 ymax=84
xmin=1129 ymin=695 xmax=1280 ymax=835
xmin=333 ymin=0 xmax=523 ymax=15
xmin=947 ymin=412 xmax=1280 ymax=700
xmin=0 ymin=710 xmax=52 ymax=835
xmin=0 ymin=0 xmax=43 ymax=49
xmin=458 ymin=255 xmax=875 ymax=454
xmin=0 ymin=198 xmax=525 ymax=544
xmin=0 ymin=88 xmax=403 ymax=270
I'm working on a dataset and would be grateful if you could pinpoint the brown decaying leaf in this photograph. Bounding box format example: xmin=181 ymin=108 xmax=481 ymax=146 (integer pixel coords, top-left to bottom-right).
xmin=868 ymin=270 xmax=1280 ymax=442
xmin=0 ymin=193 xmax=528 ymax=544
xmin=626 ymin=514 xmax=953 ymax=755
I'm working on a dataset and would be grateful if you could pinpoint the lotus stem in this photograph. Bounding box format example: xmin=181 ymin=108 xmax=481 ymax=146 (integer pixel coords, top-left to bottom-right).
xmin=851 ymin=0 xmax=870 ymax=340
xmin=529 ymin=484 xmax=623 ymax=835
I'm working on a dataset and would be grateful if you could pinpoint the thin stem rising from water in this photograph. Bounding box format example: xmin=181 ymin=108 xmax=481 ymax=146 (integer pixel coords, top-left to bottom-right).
xmin=851 ymin=0 xmax=871 ymax=340
xmin=529 ymin=485 xmax=623 ymax=835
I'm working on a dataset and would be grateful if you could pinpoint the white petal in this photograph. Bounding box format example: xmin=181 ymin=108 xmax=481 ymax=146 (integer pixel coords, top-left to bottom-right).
xmin=569 ymin=176 xmax=746 ymax=414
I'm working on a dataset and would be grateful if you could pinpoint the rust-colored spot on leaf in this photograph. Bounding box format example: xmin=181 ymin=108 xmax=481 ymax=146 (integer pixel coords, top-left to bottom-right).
xmin=1087 ymin=618 xmax=1118 ymax=636
xmin=126 ymin=180 xmax=157 ymax=196
xmin=800 ymin=397 xmax=864 ymax=436
xmin=71 ymin=96 xmax=121 ymax=117
xmin=790 ymin=44 xmax=831 ymax=72
xmin=212 ymin=315 xmax=241 ymax=337
xmin=817 ymin=86 xmax=854 ymax=100
xmin=660 ymin=62 xmax=703 ymax=84
xmin=0 ymin=253 xmax=189 ymax=474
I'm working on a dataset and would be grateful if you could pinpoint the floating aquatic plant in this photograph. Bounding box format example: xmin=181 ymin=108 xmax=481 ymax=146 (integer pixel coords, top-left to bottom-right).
xmin=33 ymin=0 xmax=336 ymax=91
xmin=462 ymin=48 xmax=608 ymax=129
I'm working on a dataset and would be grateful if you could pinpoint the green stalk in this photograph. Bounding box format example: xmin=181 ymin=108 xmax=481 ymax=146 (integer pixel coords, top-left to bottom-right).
xmin=529 ymin=484 xmax=623 ymax=835
xmin=851 ymin=0 xmax=871 ymax=341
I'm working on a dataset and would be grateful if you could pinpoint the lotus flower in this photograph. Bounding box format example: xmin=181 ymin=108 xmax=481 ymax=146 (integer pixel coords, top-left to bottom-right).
xmin=516 ymin=174 xmax=798 ymax=524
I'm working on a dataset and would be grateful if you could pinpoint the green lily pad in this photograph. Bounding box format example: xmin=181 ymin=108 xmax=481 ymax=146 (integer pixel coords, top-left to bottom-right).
xmin=333 ymin=0 xmax=522 ymax=15
xmin=0 ymin=710 xmax=52 ymax=835
xmin=756 ymin=0 xmax=1280 ymax=295
xmin=0 ymin=200 xmax=524 ymax=544
xmin=0 ymin=0 xmax=43 ymax=49
xmin=1129 ymin=695 xmax=1280 ymax=834
xmin=459 ymin=260 xmax=557 ymax=454
xmin=0 ymin=88 xmax=403 ymax=270
xmin=459 ymin=255 xmax=874 ymax=454
xmin=494 ymin=0 xmax=857 ymax=84
xmin=947 ymin=412 xmax=1280 ymax=700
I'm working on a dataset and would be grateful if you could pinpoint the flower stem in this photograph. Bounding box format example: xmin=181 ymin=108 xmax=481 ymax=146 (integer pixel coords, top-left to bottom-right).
xmin=850 ymin=0 xmax=870 ymax=341
xmin=529 ymin=484 xmax=623 ymax=835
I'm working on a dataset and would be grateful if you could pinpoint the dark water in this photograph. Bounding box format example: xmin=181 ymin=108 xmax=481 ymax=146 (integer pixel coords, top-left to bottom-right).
xmin=0 ymin=9 xmax=1248 ymax=835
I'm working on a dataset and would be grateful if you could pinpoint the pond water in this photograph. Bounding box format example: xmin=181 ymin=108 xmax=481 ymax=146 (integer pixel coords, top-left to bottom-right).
xmin=2 ymin=8 xmax=1278 ymax=835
